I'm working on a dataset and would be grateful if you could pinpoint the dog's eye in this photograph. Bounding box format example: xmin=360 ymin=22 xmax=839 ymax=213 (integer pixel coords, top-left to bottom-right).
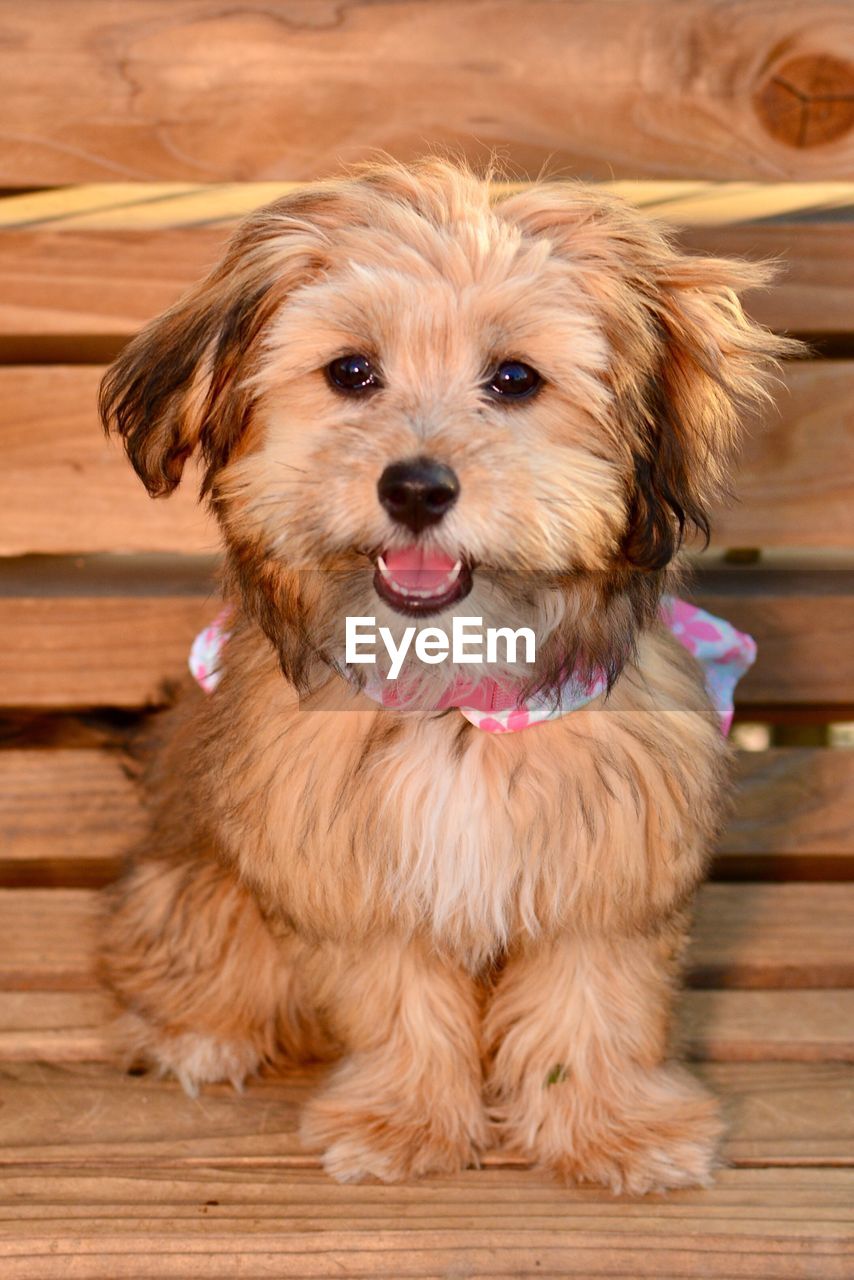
xmin=486 ymin=360 xmax=542 ymax=401
xmin=326 ymin=354 xmax=381 ymax=393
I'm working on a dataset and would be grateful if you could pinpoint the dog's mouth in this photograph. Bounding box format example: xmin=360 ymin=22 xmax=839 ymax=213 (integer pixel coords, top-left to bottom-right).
xmin=373 ymin=546 xmax=473 ymax=616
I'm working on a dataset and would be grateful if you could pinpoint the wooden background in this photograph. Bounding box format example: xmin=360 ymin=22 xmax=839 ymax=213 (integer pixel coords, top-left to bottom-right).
xmin=0 ymin=2 xmax=853 ymax=1276
xmin=4 ymin=1 xmax=854 ymax=183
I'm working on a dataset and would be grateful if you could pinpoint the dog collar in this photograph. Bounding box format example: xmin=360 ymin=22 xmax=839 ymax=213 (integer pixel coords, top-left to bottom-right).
xmin=189 ymin=596 xmax=754 ymax=737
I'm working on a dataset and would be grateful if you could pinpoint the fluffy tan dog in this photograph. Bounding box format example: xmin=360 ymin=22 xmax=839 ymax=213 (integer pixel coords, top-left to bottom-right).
xmin=99 ymin=158 xmax=791 ymax=1192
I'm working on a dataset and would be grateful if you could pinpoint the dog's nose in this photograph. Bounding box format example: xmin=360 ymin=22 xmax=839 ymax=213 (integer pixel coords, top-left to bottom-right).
xmin=377 ymin=458 xmax=460 ymax=533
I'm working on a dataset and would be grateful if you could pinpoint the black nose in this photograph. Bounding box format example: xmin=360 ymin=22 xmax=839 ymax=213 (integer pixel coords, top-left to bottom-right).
xmin=377 ymin=458 xmax=460 ymax=533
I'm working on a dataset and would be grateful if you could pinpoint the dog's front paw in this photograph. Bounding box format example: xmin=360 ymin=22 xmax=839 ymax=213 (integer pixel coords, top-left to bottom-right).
xmin=301 ymin=1058 xmax=489 ymax=1183
xmin=116 ymin=1012 xmax=262 ymax=1097
xmin=496 ymin=1065 xmax=723 ymax=1195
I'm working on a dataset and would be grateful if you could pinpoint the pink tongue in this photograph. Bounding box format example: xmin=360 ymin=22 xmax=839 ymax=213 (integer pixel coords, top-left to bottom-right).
xmin=382 ymin=546 xmax=457 ymax=591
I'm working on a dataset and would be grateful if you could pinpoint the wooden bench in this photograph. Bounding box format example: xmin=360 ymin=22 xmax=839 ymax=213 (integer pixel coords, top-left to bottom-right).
xmin=1 ymin=3 xmax=853 ymax=1275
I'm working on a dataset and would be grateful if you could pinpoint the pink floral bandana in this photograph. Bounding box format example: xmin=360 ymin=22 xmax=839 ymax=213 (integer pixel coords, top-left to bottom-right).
xmin=190 ymin=597 xmax=755 ymax=736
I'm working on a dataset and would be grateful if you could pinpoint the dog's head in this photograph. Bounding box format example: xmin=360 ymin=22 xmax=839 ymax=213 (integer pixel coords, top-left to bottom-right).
xmin=101 ymin=159 xmax=793 ymax=697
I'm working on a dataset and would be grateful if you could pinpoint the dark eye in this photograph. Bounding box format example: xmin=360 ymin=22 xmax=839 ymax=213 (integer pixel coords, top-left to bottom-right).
xmin=326 ymin=353 xmax=381 ymax=393
xmin=486 ymin=360 xmax=542 ymax=401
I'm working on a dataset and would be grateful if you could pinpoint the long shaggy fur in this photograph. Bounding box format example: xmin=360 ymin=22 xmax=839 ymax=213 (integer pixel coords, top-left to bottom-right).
xmin=99 ymin=158 xmax=795 ymax=1191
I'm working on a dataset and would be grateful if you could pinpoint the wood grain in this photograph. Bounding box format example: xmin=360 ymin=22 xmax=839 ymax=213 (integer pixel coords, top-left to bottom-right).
xmin=2 ymin=884 xmax=851 ymax=995
xmin=687 ymin=883 xmax=854 ymax=988
xmin=0 ymin=1167 xmax=851 ymax=1279
xmin=679 ymin=990 xmax=854 ymax=1061
xmin=0 ymin=594 xmax=217 ymax=708
xmin=0 ymin=750 xmax=144 ymax=885
xmin=0 ymin=1061 xmax=852 ymax=1168
xmin=4 ymin=986 xmax=852 ymax=1065
xmin=0 ymin=565 xmax=849 ymax=707
xmin=695 ymin=570 xmax=854 ymax=705
xmin=0 ymin=890 xmax=101 ymax=991
xmin=3 ymin=747 xmax=852 ymax=887
xmin=7 ymin=181 xmax=854 ymax=231
xmin=3 ymin=219 xmax=854 ymax=352
xmin=0 ymin=992 xmax=116 ymax=1062
xmin=713 ymin=363 xmax=854 ymax=549
xmin=679 ymin=221 xmax=854 ymax=335
xmin=1 ymin=363 xmax=853 ymax=556
xmin=3 ymin=2 xmax=854 ymax=184
xmin=727 ymin=749 xmax=854 ymax=858
xmin=0 ymin=367 xmax=216 ymax=555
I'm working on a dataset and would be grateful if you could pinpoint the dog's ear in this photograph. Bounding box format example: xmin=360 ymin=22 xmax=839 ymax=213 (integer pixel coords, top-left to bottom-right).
xmin=622 ymin=255 xmax=800 ymax=571
xmin=497 ymin=184 xmax=800 ymax=571
xmin=99 ymin=196 xmax=334 ymax=497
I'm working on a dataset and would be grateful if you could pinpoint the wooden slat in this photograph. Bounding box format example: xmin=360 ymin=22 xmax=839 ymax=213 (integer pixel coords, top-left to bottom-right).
xmin=2 ymin=747 xmax=852 ymax=888
xmin=2 ymin=363 xmax=853 ymax=555
xmin=0 ymin=890 xmax=100 ymax=991
xmin=679 ymin=223 xmax=854 ymax=336
xmin=0 ymin=1167 xmax=851 ymax=1280
xmin=729 ymin=749 xmax=854 ymax=855
xmin=687 ymin=883 xmax=854 ymax=987
xmin=680 ymin=991 xmax=854 ymax=1061
xmin=2 ymin=218 xmax=854 ymax=351
xmin=4 ymin=986 xmax=852 ymax=1065
xmin=0 ymin=750 xmax=143 ymax=886
xmin=2 ymin=2 xmax=854 ymax=184
xmin=0 ymin=1061 xmax=851 ymax=1169
xmin=695 ymin=570 xmax=854 ymax=705
xmin=713 ymin=363 xmax=854 ymax=549
xmin=2 ymin=884 xmax=851 ymax=995
xmin=0 ymin=368 xmax=216 ymax=555
xmin=0 ymin=992 xmax=115 ymax=1062
xmin=0 ymin=565 xmax=849 ymax=707
xmin=0 ymin=592 xmax=217 ymax=708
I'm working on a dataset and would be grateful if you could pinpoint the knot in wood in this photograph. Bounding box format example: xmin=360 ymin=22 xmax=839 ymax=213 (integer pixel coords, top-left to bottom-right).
xmin=754 ymin=54 xmax=854 ymax=148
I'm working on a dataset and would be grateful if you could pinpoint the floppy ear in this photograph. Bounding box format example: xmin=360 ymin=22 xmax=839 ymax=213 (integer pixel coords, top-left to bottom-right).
xmin=99 ymin=197 xmax=333 ymax=498
xmin=622 ymin=255 xmax=800 ymax=571
xmin=496 ymin=184 xmax=801 ymax=572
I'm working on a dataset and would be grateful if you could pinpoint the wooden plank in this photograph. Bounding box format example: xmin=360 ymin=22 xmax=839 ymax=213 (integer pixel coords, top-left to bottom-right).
xmin=0 ymin=1168 xmax=851 ymax=1280
xmin=713 ymin=363 xmax=854 ymax=550
xmin=4 ymin=986 xmax=853 ymax=1065
xmin=0 ymin=750 xmax=142 ymax=886
xmin=3 ymin=2 xmax=854 ymax=184
xmin=0 ymin=564 xmax=849 ymax=707
xmin=0 ymin=219 xmax=852 ymax=348
xmin=687 ymin=884 xmax=854 ymax=988
xmin=3 ymin=747 xmax=852 ymax=888
xmin=2 ymin=218 xmax=854 ymax=351
xmin=726 ymin=749 xmax=854 ymax=858
xmin=694 ymin=570 xmax=854 ymax=705
xmin=2 ymin=884 xmax=851 ymax=996
xmin=0 ymin=592 xmax=217 ymax=708
xmin=679 ymin=990 xmax=854 ymax=1062
xmin=0 ymin=992 xmax=115 ymax=1062
xmin=2 ymin=363 xmax=853 ymax=556
xmin=679 ymin=223 xmax=854 ymax=336
xmin=0 ymin=367 xmax=216 ymax=555
xmin=0 ymin=1060 xmax=851 ymax=1169
xmin=0 ymin=890 xmax=100 ymax=991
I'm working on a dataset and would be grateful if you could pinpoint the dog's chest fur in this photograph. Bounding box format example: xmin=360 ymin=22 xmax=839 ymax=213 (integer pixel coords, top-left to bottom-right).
xmin=199 ymin=636 xmax=720 ymax=969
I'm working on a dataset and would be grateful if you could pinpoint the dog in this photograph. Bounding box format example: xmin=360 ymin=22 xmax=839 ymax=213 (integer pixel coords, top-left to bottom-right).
xmin=99 ymin=157 xmax=793 ymax=1192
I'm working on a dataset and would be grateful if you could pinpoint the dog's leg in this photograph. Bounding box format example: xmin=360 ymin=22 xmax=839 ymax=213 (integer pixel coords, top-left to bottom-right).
xmin=101 ymin=856 xmax=325 ymax=1095
xmin=300 ymin=936 xmax=489 ymax=1182
xmin=484 ymin=925 xmax=722 ymax=1194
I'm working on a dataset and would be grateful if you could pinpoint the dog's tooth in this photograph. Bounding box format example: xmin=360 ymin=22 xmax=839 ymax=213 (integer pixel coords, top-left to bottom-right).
xmin=377 ymin=555 xmax=389 ymax=574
